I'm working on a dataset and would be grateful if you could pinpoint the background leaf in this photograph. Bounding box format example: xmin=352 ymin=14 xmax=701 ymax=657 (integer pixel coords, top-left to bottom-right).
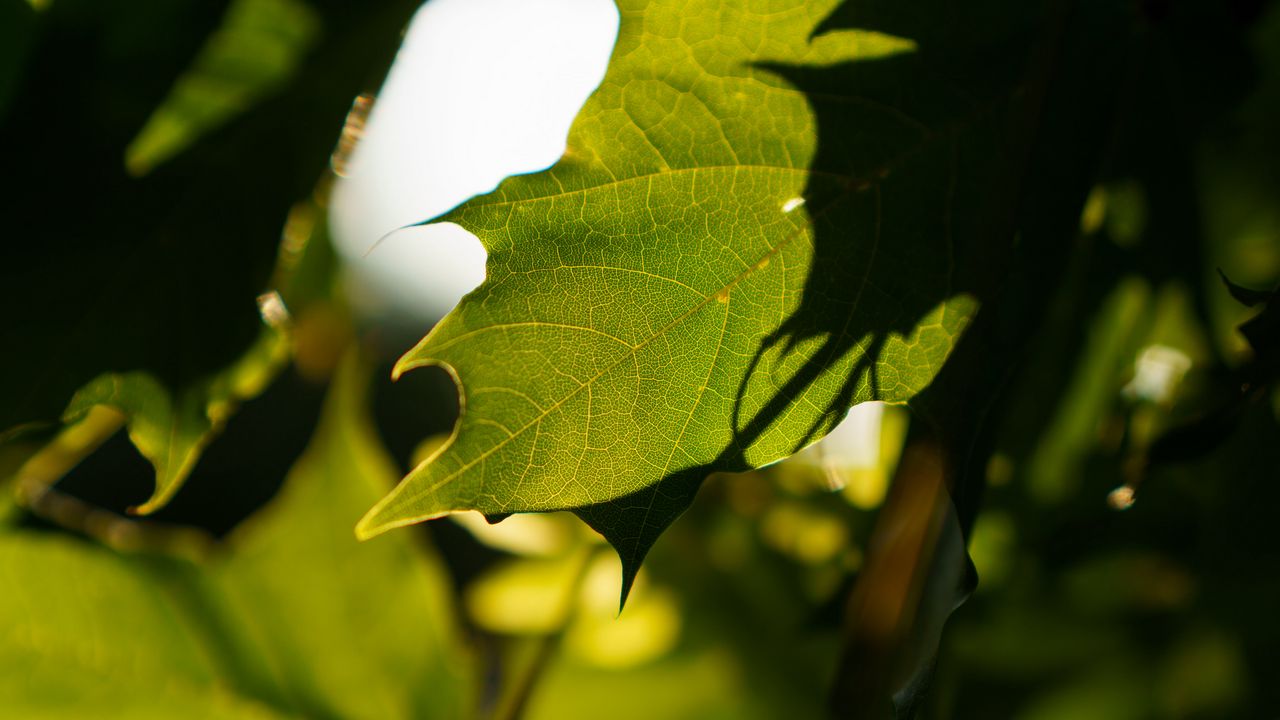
xmin=0 ymin=353 xmax=474 ymax=718
xmin=61 ymin=327 xmax=289 ymax=514
xmin=0 ymin=0 xmax=418 ymax=511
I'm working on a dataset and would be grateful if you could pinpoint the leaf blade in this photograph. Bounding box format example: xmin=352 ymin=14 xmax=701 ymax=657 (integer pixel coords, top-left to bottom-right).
xmin=361 ymin=0 xmax=986 ymax=590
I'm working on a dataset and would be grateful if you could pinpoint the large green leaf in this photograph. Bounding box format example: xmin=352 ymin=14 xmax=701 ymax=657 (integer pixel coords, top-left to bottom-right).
xmin=0 ymin=354 xmax=472 ymax=718
xmin=360 ymin=0 xmax=1047 ymax=595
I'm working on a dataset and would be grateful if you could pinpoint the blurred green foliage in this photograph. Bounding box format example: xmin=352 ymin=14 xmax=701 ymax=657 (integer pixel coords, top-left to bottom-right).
xmin=0 ymin=355 xmax=471 ymax=718
xmin=3 ymin=0 xmax=1280 ymax=718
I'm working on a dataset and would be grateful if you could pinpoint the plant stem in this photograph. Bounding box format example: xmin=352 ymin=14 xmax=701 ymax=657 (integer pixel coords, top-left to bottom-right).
xmin=494 ymin=545 xmax=600 ymax=720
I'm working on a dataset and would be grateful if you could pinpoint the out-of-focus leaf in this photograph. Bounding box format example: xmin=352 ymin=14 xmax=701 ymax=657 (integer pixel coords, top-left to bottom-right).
xmin=203 ymin=352 xmax=474 ymax=719
xmin=1028 ymin=278 xmax=1150 ymax=503
xmin=0 ymin=0 xmax=419 ymax=513
xmin=527 ymin=648 xmax=789 ymax=720
xmin=518 ymin=497 xmax=836 ymax=720
xmin=0 ymin=354 xmax=474 ymax=718
xmin=62 ymin=327 xmax=289 ymax=514
xmin=1218 ymin=269 xmax=1274 ymax=308
xmin=0 ymin=532 xmax=289 ymax=719
xmin=125 ymin=0 xmax=320 ymax=177
xmin=1219 ymin=272 xmax=1280 ymax=370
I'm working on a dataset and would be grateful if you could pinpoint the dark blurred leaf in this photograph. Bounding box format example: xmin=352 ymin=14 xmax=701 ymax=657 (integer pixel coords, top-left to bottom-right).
xmin=1218 ymin=269 xmax=1275 ymax=308
xmin=1221 ymin=272 xmax=1280 ymax=369
xmin=124 ymin=0 xmax=321 ymax=177
xmin=60 ymin=326 xmax=289 ymax=514
xmin=0 ymin=0 xmax=420 ymax=511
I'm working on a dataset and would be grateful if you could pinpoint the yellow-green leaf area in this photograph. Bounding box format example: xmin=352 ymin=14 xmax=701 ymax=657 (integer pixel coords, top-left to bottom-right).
xmin=360 ymin=0 xmax=981 ymax=565
xmin=0 ymin=354 xmax=472 ymax=718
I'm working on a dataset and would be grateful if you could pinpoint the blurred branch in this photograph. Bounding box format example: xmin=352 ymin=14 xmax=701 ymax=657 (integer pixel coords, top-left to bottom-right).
xmin=492 ymin=545 xmax=600 ymax=720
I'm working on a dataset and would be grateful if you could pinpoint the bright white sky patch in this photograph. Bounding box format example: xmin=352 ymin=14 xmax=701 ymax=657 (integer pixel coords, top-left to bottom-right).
xmin=330 ymin=0 xmax=619 ymax=322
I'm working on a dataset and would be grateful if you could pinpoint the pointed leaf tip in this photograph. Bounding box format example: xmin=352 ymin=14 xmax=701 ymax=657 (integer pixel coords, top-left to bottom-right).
xmin=353 ymin=498 xmax=416 ymax=541
xmin=353 ymin=512 xmax=384 ymax=541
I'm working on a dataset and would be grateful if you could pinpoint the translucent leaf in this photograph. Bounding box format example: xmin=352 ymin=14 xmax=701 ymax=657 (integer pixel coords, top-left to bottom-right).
xmin=360 ymin=0 xmax=1046 ymax=599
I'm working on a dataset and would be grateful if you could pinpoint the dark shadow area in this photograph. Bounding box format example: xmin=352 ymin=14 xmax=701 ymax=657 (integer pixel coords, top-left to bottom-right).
xmin=576 ymin=0 xmax=1047 ymax=607
xmin=580 ymin=0 xmax=1253 ymax=715
xmin=0 ymin=0 xmax=420 ymax=437
xmin=736 ymin=5 xmax=1040 ymax=455
xmin=371 ymin=360 xmax=461 ymax=471
xmin=873 ymin=1 xmax=1280 ymax=717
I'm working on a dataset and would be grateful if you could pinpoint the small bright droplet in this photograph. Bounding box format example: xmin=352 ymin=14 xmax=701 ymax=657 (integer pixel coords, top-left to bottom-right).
xmin=1107 ymin=485 xmax=1135 ymax=510
xmin=256 ymin=291 xmax=291 ymax=328
xmin=781 ymin=197 xmax=805 ymax=213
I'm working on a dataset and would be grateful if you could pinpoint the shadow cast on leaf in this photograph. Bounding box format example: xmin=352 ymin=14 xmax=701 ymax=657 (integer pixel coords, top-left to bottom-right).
xmin=575 ymin=0 xmax=1039 ymax=608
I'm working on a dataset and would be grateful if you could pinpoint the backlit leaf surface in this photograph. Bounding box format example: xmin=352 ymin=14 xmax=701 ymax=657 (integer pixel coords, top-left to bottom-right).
xmin=362 ymin=0 xmax=1040 ymax=595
